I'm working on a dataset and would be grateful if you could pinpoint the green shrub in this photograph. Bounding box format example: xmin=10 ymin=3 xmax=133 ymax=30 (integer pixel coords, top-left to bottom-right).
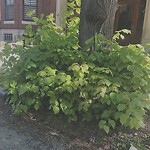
xmin=0 ymin=13 xmax=150 ymax=133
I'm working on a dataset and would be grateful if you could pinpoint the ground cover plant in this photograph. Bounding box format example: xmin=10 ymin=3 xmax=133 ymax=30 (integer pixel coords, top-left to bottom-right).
xmin=0 ymin=5 xmax=150 ymax=134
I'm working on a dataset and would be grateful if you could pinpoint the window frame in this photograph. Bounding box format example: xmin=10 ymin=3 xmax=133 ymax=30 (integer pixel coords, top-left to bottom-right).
xmin=5 ymin=0 xmax=14 ymax=21
xmin=23 ymin=0 xmax=38 ymax=21
xmin=4 ymin=33 xmax=13 ymax=42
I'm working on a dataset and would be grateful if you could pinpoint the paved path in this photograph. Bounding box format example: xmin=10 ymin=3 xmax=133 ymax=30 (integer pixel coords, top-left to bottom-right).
xmin=0 ymin=120 xmax=50 ymax=150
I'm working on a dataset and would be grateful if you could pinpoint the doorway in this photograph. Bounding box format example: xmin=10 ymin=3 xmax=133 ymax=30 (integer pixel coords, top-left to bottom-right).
xmin=114 ymin=0 xmax=146 ymax=45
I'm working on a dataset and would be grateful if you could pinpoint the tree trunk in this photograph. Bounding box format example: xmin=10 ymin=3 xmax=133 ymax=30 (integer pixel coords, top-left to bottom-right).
xmin=79 ymin=0 xmax=107 ymax=48
xmin=100 ymin=0 xmax=118 ymax=39
xmin=79 ymin=0 xmax=118 ymax=48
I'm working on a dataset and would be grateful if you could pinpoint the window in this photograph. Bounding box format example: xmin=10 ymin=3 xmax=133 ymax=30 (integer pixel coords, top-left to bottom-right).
xmin=5 ymin=0 xmax=14 ymax=20
xmin=23 ymin=0 xmax=37 ymax=21
xmin=4 ymin=33 xmax=13 ymax=42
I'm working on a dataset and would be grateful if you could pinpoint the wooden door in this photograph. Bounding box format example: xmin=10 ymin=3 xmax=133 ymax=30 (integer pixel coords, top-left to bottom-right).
xmin=114 ymin=0 xmax=146 ymax=45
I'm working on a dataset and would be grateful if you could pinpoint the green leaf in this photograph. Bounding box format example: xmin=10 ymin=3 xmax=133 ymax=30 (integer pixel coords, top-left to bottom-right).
xmin=103 ymin=125 xmax=110 ymax=134
xmin=69 ymin=63 xmax=80 ymax=71
xmin=133 ymin=111 xmax=144 ymax=121
xmin=99 ymin=120 xmax=106 ymax=128
xmin=20 ymin=105 xmax=28 ymax=112
xmin=127 ymin=55 xmax=134 ymax=62
xmin=26 ymin=72 xmax=36 ymax=79
xmin=27 ymin=98 xmax=35 ymax=105
xmin=102 ymin=110 xmax=111 ymax=118
xmin=27 ymin=61 xmax=36 ymax=69
xmin=66 ymin=86 xmax=73 ymax=93
xmin=10 ymin=81 xmax=17 ymax=88
xmin=66 ymin=75 xmax=71 ymax=81
xmin=72 ymin=45 xmax=78 ymax=50
xmin=34 ymin=103 xmax=40 ymax=110
xmin=43 ymin=77 xmax=53 ymax=85
xmin=120 ymin=114 xmax=129 ymax=125
xmin=78 ymin=78 xmax=85 ymax=86
xmin=18 ymin=85 xmax=28 ymax=96
xmin=87 ymin=63 xmax=95 ymax=69
xmin=60 ymin=76 xmax=67 ymax=82
xmin=104 ymin=79 xmax=111 ymax=87
xmin=108 ymin=119 xmax=116 ymax=129
xmin=75 ymin=0 xmax=81 ymax=6
xmin=81 ymin=64 xmax=89 ymax=73
xmin=138 ymin=121 xmax=145 ymax=128
xmin=121 ymin=29 xmax=131 ymax=34
xmin=117 ymin=104 xmax=127 ymax=111
xmin=47 ymin=91 xmax=54 ymax=97
xmin=37 ymin=71 xmax=47 ymax=77
xmin=32 ymin=17 xmax=39 ymax=22
xmin=53 ymin=106 xmax=60 ymax=114
xmin=26 ymin=9 xmax=36 ymax=17
xmin=110 ymin=92 xmax=117 ymax=104
xmin=45 ymin=67 xmax=56 ymax=76
xmin=30 ymin=85 xmax=39 ymax=93
xmin=47 ymin=14 xmax=55 ymax=22
xmin=85 ymin=37 xmax=95 ymax=45
xmin=130 ymin=118 xmax=138 ymax=129
xmin=43 ymin=86 xmax=49 ymax=91
xmin=120 ymin=34 xmax=124 ymax=40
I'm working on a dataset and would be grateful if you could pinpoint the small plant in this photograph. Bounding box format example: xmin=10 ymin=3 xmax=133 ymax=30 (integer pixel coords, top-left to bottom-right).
xmin=0 ymin=2 xmax=150 ymax=133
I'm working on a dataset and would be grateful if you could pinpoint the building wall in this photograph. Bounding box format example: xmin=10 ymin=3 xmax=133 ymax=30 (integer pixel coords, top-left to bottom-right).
xmin=0 ymin=0 xmax=56 ymax=42
xmin=0 ymin=29 xmax=24 ymax=41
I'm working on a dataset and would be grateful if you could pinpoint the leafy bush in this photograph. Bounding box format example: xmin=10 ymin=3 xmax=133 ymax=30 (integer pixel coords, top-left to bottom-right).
xmin=0 ymin=12 xmax=150 ymax=133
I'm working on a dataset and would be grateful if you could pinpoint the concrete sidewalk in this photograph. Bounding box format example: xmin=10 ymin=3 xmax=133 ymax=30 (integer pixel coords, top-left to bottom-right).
xmin=0 ymin=120 xmax=50 ymax=150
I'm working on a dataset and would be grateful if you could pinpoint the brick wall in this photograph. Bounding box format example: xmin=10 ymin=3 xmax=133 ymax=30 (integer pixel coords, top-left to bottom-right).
xmin=0 ymin=0 xmax=56 ymax=30
xmin=0 ymin=0 xmax=56 ymax=42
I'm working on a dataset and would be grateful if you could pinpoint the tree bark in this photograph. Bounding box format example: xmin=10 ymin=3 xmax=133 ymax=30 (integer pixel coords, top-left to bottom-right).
xmin=100 ymin=0 xmax=118 ymax=39
xmin=79 ymin=0 xmax=118 ymax=48
xmin=79 ymin=0 xmax=107 ymax=48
